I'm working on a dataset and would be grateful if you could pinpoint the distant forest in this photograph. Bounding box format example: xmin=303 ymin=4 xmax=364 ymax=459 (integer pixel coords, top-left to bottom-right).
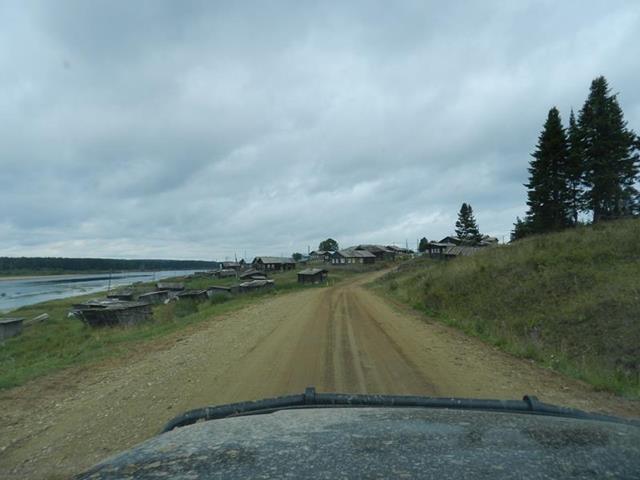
xmin=0 ymin=257 xmax=219 ymax=275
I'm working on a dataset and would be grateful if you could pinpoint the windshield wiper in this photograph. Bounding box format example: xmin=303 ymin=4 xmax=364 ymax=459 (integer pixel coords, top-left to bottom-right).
xmin=161 ymin=387 xmax=636 ymax=433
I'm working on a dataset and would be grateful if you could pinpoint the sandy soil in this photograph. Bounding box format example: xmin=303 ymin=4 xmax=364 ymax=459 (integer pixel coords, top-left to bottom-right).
xmin=1 ymin=271 xmax=637 ymax=479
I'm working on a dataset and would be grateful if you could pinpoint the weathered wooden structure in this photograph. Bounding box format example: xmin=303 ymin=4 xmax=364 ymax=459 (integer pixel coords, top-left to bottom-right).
xmin=309 ymin=250 xmax=333 ymax=263
xmin=331 ymin=248 xmax=376 ymax=265
xmin=107 ymin=290 xmax=135 ymax=301
xmin=297 ymin=268 xmax=328 ymax=284
xmin=156 ymin=282 xmax=185 ymax=291
xmin=252 ymin=257 xmax=296 ymax=271
xmin=0 ymin=317 xmax=25 ymax=340
xmin=426 ymin=242 xmax=481 ymax=259
xmin=443 ymin=245 xmax=482 ymax=258
xmin=239 ymin=279 xmax=275 ymax=293
xmin=138 ymin=290 xmax=170 ymax=305
xmin=220 ymin=261 xmax=243 ymax=271
xmin=356 ymin=245 xmax=395 ymax=261
xmin=177 ymin=289 xmax=209 ymax=302
xmin=74 ymin=300 xmax=153 ymax=327
xmin=214 ymin=269 xmax=237 ymax=278
xmin=239 ymin=269 xmax=267 ymax=280
xmin=439 ymin=236 xmax=463 ymax=245
xmin=425 ymin=242 xmax=452 ymax=258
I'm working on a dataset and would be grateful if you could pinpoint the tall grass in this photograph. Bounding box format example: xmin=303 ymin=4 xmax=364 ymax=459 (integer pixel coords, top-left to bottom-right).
xmin=377 ymin=218 xmax=640 ymax=398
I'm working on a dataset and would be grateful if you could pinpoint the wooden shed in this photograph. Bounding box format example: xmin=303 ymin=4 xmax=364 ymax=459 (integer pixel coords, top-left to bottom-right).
xmin=297 ymin=268 xmax=328 ymax=284
xmin=156 ymin=282 xmax=185 ymax=291
xmin=73 ymin=300 xmax=153 ymax=327
xmin=138 ymin=290 xmax=170 ymax=305
xmin=176 ymin=289 xmax=209 ymax=302
xmin=0 ymin=317 xmax=25 ymax=340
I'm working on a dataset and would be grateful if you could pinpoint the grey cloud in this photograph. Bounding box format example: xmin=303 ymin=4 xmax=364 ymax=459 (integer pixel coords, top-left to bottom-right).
xmin=1 ymin=1 xmax=639 ymax=259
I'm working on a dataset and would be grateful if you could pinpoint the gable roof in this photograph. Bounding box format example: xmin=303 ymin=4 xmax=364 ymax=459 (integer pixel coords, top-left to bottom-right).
xmin=336 ymin=248 xmax=376 ymax=258
xmin=253 ymin=256 xmax=295 ymax=264
xmin=444 ymin=245 xmax=481 ymax=257
xmin=298 ymin=268 xmax=328 ymax=275
xmin=356 ymin=244 xmax=393 ymax=253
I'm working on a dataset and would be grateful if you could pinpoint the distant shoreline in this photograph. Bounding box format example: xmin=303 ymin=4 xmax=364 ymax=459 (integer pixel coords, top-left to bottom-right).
xmin=0 ymin=270 xmax=197 ymax=282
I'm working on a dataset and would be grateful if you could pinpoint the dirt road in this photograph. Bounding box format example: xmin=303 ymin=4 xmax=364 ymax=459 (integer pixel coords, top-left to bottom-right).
xmin=1 ymin=271 xmax=638 ymax=478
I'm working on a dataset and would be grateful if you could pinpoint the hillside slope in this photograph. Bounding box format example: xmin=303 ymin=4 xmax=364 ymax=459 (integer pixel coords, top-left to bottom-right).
xmin=377 ymin=219 xmax=640 ymax=397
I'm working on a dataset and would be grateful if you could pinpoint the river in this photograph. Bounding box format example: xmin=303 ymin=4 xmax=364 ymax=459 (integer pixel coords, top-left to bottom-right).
xmin=0 ymin=270 xmax=204 ymax=313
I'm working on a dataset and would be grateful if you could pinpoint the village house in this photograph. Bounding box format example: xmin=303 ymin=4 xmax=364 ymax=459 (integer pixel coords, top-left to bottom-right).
xmin=297 ymin=268 xmax=328 ymax=284
xmin=386 ymin=245 xmax=414 ymax=256
xmin=220 ymin=261 xmax=243 ymax=271
xmin=309 ymin=250 xmax=334 ymax=263
xmin=331 ymin=248 xmax=376 ymax=265
xmin=425 ymin=242 xmax=451 ymax=257
xmin=438 ymin=236 xmax=463 ymax=245
xmin=252 ymin=256 xmax=296 ymax=271
xmin=356 ymin=244 xmax=396 ymax=261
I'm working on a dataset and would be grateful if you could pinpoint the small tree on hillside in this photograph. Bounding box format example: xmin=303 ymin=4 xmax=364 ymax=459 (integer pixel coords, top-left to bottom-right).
xmin=510 ymin=217 xmax=532 ymax=241
xmin=292 ymin=252 xmax=303 ymax=261
xmin=455 ymin=203 xmax=482 ymax=244
xmin=318 ymin=238 xmax=339 ymax=252
xmin=418 ymin=237 xmax=429 ymax=252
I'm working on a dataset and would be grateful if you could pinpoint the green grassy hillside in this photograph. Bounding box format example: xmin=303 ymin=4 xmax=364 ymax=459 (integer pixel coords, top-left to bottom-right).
xmin=377 ymin=218 xmax=640 ymax=397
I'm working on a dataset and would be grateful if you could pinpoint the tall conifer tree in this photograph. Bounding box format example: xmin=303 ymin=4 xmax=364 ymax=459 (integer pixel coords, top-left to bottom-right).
xmin=455 ymin=203 xmax=482 ymax=244
xmin=525 ymin=107 xmax=571 ymax=233
xmin=566 ymin=109 xmax=584 ymax=224
xmin=577 ymin=76 xmax=639 ymax=221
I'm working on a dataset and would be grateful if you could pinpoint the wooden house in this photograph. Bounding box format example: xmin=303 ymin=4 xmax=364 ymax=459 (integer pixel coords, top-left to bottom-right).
xmin=252 ymin=256 xmax=296 ymax=271
xmin=331 ymin=248 xmax=376 ymax=265
xmin=356 ymin=245 xmax=395 ymax=261
xmin=297 ymin=268 xmax=328 ymax=284
xmin=309 ymin=250 xmax=333 ymax=263
xmin=0 ymin=317 xmax=24 ymax=340
xmin=220 ymin=261 xmax=243 ymax=271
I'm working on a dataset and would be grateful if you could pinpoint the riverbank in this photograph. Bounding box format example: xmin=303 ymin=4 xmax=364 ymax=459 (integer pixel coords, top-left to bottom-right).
xmin=0 ymin=266 xmax=361 ymax=390
xmin=0 ymin=270 xmax=205 ymax=313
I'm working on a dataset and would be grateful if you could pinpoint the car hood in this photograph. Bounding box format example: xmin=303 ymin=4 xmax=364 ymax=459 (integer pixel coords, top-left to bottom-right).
xmin=78 ymin=407 xmax=640 ymax=479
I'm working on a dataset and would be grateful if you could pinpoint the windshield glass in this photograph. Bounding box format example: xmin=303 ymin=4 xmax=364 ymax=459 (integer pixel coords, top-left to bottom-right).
xmin=1 ymin=2 xmax=639 ymax=478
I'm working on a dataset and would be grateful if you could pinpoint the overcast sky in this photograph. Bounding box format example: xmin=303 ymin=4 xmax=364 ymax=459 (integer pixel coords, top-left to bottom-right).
xmin=1 ymin=1 xmax=639 ymax=261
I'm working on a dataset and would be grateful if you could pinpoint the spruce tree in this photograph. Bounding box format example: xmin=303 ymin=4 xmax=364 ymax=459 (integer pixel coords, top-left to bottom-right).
xmin=418 ymin=237 xmax=429 ymax=252
xmin=455 ymin=203 xmax=482 ymax=244
xmin=566 ymin=109 xmax=584 ymax=225
xmin=578 ymin=76 xmax=639 ymax=222
xmin=510 ymin=217 xmax=531 ymax=241
xmin=525 ymin=107 xmax=571 ymax=233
